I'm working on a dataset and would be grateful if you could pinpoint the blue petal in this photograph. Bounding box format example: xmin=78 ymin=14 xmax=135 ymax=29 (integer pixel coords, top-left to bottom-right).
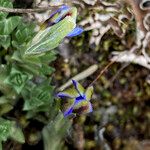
xmin=64 ymin=107 xmax=73 ymax=117
xmin=72 ymin=80 xmax=80 ymax=95
xmin=49 ymin=5 xmax=70 ymax=24
xmin=72 ymin=79 xmax=77 ymax=87
xmin=57 ymin=92 xmax=73 ymax=98
xmin=60 ymin=5 xmax=70 ymax=10
xmin=67 ymin=27 xmax=84 ymax=37
xmin=72 ymin=80 xmax=85 ymax=96
xmin=57 ymin=87 xmax=79 ymax=98
xmin=75 ymin=95 xmax=86 ymax=105
xmin=49 ymin=5 xmax=69 ymax=19
xmin=76 ymin=95 xmax=85 ymax=101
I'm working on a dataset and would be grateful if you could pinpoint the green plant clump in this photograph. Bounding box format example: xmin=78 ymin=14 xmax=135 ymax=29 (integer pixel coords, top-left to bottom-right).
xmin=0 ymin=0 xmax=74 ymax=149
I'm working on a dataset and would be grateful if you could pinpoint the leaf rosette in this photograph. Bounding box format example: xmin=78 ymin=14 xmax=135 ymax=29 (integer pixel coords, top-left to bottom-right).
xmin=4 ymin=68 xmax=32 ymax=93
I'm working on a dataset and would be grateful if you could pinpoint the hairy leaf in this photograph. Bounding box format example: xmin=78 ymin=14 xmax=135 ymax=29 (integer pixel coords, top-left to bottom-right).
xmin=0 ymin=0 xmax=13 ymax=19
xmin=0 ymin=16 xmax=21 ymax=35
xmin=0 ymin=118 xmax=24 ymax=144
xmin=15 ymin=23 xmax=35 ymax=43
xmin=25 ymin=16 xmax=76 ymax=55
xmin=4 ymin=68 xmax=32 ymax=94
xmin=0 ymin=118 xmax=11 ymax=142
xmin=9 ymin=122 xmax=25 ymax=143
xmin=0 ymin=35 xmax=10 ymax=49
xmin=23 ymin=82 xmax=53 ymax=111
xmin=42 ymin=113 xmax=71 ymax=150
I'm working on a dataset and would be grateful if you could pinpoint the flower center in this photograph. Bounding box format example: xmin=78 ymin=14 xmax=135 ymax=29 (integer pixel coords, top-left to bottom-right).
xmin=76 ymin=95 xmax=86 ymax=101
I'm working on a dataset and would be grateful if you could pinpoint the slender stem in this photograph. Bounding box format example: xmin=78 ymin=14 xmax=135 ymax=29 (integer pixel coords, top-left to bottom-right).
xmin=88 ymin=60 xmax=115 ymax=87
xmin=0 ymin=5 xmax=62 ymax=14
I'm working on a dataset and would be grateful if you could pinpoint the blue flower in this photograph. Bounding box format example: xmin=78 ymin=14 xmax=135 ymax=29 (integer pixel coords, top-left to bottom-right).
xmin=48 ymin=5 xmax=70 ymax=24
xmin=43 ymin=5 xmax=84 ymax=37
xmin=57 ymin=80 xmax=93 ymax=117
xmin=67 ymin=27 xmax=84 ymax=37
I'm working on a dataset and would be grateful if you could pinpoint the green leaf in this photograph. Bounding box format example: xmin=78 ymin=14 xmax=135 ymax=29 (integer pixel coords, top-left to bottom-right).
xmin=0 ymin=96 xmax=9 ymax=104
xmin=15 ymin=23 xmax=35 ymax=43
xmin=42 ymin=113 xmax=71 ymax=150
xmin=23 ymin=83 xmax=53 ymax=111
xmin=9 ymin=122 xmax=25 ymax=143
xmin=0 ymin=119 xmax=25 ymax=143
xmin=15 ymin=28 xmax=32 ymax=42
xmin=0 ymin=142 xmax=2 ymax=150
xmin=0 ymin=65 xmax=12 ymax=94
xmin=4 ymin=68 xmax=32 ymax=94
xmin=0 ymin=118 xmax=11 ymax=142
xmin=25 ymin=16 xmax=76 ymax=55
xmin=0 ymin=104 xmax=13 ymax=115
xmin=0 ymin=0 xmax=13 ymax=19
xmin=40 ymin=51 xmax=57 ymax=63
xmin=0 ymin=16 xmax=21 ymax=35
xmin=23 ymin=89 xmax=52 ymax=110
xmin=40 ymin=65 xmax=55 ymax=75
xmin=0 ymin=35 xmax=10 ymax=49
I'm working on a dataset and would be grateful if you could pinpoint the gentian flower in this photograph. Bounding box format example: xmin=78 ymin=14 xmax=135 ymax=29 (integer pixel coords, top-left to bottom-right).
xmin=57 ymin=80 xmax=93 ymax=117
xmin=42 ymin=5 xmax=84 ymax=37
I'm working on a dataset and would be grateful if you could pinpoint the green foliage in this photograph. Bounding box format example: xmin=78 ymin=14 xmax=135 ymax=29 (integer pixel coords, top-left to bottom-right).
xmin=25 ymin=16 xmax=76 ymax=55
xmin=0 ymin=35 xmax=10 ymax=49
xmin=42 ymin=113 xmax=71 ymax=150
xmin=0 ymin=16 xmax=21 ymax=49
xmin=0 ymin=118 xmax=11 ymax=142
xmin=0 ymin=16 xmax=21 ymax=35
xmin=0 ymin=11 xmax=21 ymax=49
xmin=0 ymin=0 xmax=75 ymax=149
xmin=23 ymin=80 xmax=53 ymax=111
xmin=4 ymin=67 xmax=32 ymax=93
xmin=0 ymin=0 xmax=13 ymax=19
xmin=0 ymin=118 xmax=24 ymax=143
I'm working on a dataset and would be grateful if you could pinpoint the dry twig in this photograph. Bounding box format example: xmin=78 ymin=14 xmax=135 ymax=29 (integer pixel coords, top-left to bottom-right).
xmin=0 ymin=4 xmax=62 ymax=14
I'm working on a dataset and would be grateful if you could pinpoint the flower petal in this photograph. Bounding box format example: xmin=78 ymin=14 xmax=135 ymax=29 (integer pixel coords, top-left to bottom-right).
xmin=63 ymin=107 xmax=73 ymax=117
xmin=49 ymin=5 xmax=70 ymax=20
xmin=57 ymin=92 xmax=71 ymax=98
xmin=67 ymin=27 xmax=84 ymax=37
xmin=88 ymin=102 xmax=93 ymax=113
xmin=57 ymin=87 xmax=79 ymax=98
xmin=60 ymin=98 xmax=75 ymax=117
xmin=73 ymin=101 xmax=92 ymax=114
xmin=47 ymin=5 xmax=70 ymax=26
xmin=75 ymin=95 xmax=85 ymax=103
xmin=72 ymin=80 xmax=85 ymax=95
xmin=85 ymin=86 xmax=94 ymax=101
xmin=61 ymin=97 xmax=74 ymax=108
